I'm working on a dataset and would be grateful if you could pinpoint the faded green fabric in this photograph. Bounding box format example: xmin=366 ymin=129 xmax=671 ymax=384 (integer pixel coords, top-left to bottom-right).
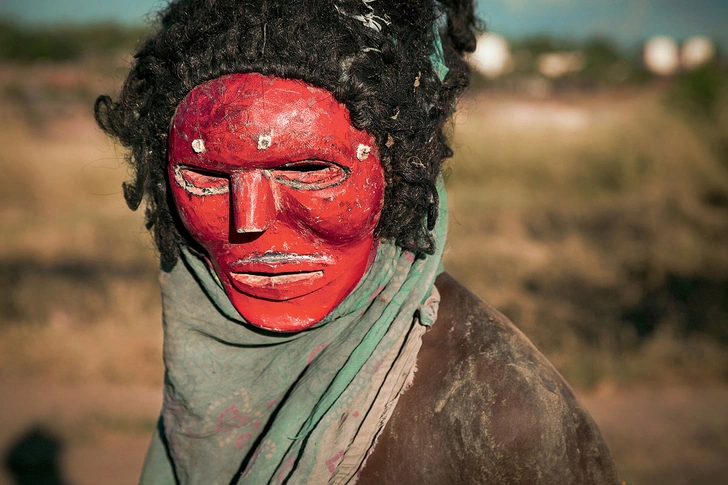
xmin=140 ymin=182 xmax=447 ymax=485
xmin=429 ymin=23 xmax=449 ymax=82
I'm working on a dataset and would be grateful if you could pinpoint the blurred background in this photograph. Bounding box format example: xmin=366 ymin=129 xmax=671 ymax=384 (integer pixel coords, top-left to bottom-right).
xmin=0 ymin=0 xmax=726 ymax=484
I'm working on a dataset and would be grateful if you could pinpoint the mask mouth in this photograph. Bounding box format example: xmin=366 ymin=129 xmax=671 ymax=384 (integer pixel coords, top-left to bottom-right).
xmin=226 ymin=253 xmax=332 ymax=301
xmin=229 ymin=270 xmax=324 ymax=287
xmin=226 ymin=269 xmax=326 ymax=301
xmin=231 ymin=252 xmax=332 ymax=268
xmin=229 ymin=253 xmax=332 ymax=276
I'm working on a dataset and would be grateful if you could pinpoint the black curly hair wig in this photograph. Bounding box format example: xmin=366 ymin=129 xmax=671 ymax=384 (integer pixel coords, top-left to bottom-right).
xmin=95 ymin=0 xmax=477 ymax=267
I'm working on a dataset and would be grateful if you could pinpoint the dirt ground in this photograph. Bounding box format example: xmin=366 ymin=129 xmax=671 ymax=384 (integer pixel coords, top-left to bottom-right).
xmin=582 ymin=385 xmax=728 ymax=485
xmin=1 ymin=380 xmax=727 ymax=485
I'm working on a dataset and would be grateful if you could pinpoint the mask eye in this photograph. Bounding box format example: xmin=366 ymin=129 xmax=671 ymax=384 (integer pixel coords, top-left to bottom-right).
xmin=273 ymin=160 xmax=350 ymax=190
xmin=173 ymin=165 xmax=229 ymax=196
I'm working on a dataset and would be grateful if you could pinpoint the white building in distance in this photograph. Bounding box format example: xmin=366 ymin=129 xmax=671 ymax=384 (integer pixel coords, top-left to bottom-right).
xmin=470 ymin=33 xmax=512 ymax=79
xmin=681 ymin=36 xmax=716 ymax=70
xmin=644 ymin=36 xmax=680 ymax=75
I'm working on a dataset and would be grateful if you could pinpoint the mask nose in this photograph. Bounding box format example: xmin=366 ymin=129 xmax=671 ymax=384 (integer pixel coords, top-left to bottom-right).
xmin=230 ymin=171 xmax=276 ymax=233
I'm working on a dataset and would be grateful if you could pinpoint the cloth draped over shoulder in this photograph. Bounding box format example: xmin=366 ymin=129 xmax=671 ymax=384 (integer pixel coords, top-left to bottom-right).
xmin=139 ymin=182 xmax=448 ymax=485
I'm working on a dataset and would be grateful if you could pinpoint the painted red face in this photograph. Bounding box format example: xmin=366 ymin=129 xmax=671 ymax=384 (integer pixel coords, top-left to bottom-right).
xmin=168 ymin=73 xmax=385 ymax=332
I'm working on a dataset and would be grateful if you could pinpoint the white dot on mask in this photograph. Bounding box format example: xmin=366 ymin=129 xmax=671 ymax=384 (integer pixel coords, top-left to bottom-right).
xmin=258 ymin=134 xmax=272 ymax=150
xmin=357 ymin=144 xmax=371 ymax=161
xmin=191 ymin=139 xmax=206 ymax=153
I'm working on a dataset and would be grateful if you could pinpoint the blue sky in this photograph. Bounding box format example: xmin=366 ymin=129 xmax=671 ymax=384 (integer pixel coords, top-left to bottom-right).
xmin=480 ymin=0 xmax=728 ymax=49
xmin=1 ymin=0 xmax=726 ymax=49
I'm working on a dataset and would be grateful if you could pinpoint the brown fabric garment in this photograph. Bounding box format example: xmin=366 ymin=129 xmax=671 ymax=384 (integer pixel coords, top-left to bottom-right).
xmin=357 ymin=272 xmax=620 ymax=485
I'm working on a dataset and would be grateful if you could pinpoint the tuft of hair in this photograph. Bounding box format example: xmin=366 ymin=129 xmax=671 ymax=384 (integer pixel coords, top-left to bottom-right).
xmin=95 ymin=0 xmax=478 ymax=266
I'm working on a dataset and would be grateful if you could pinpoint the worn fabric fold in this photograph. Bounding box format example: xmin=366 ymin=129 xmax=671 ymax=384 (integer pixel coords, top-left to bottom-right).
xmin=140 ymin=181 xmax=448 ymax=485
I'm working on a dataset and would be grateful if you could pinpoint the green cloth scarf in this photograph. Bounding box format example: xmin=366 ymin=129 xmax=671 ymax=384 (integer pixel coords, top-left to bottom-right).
xmin=140 ymin=182 xmax=447 ymax=485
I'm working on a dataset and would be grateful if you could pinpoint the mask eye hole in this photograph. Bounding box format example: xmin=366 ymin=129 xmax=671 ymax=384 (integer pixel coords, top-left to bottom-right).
xmin=173 ymin=165 xmax=229 ymax=196
xmin=273 ymin=160 xmax=350 ymax=190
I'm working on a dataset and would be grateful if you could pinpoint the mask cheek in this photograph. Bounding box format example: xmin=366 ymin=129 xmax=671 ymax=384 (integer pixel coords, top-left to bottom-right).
xmin=279 ymin=188 xmax=382 ymax=243
xmin=171 ymin=189 xmax=230 ymax=245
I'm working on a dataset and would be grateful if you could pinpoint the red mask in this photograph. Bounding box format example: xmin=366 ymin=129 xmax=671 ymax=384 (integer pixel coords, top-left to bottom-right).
xmin=168 ymin=73 xmax=385 ymax=332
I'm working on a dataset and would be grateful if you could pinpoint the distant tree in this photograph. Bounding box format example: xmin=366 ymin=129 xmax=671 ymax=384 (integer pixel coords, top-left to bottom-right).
xmin=0 ymin=19 xmax=147 ymax=62
xmin=667 ymin=62 xmax=727 ymax=120
xmin=0 ymin=20 xmax=81 ymax=61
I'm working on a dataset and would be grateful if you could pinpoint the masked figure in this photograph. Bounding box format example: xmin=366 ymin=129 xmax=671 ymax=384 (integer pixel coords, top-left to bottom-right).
xmin=96 ymin=1 xmax=620 ymax=484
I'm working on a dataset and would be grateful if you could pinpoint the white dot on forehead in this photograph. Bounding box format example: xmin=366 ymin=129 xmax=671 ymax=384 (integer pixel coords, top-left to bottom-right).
xmin=258 ymin=134 xmax=272 ymax=150
xmin=356 ymin=144 xmax=371 ymax=161
xmin=191 ymin=138 xmax=206 ymax=153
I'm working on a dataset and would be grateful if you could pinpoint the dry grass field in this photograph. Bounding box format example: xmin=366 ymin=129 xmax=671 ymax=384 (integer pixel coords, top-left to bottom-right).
xmin=447 ymin=87 xmax=728 ymax=389
xmin=0 ymin=58 xmax=727 ymax=485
